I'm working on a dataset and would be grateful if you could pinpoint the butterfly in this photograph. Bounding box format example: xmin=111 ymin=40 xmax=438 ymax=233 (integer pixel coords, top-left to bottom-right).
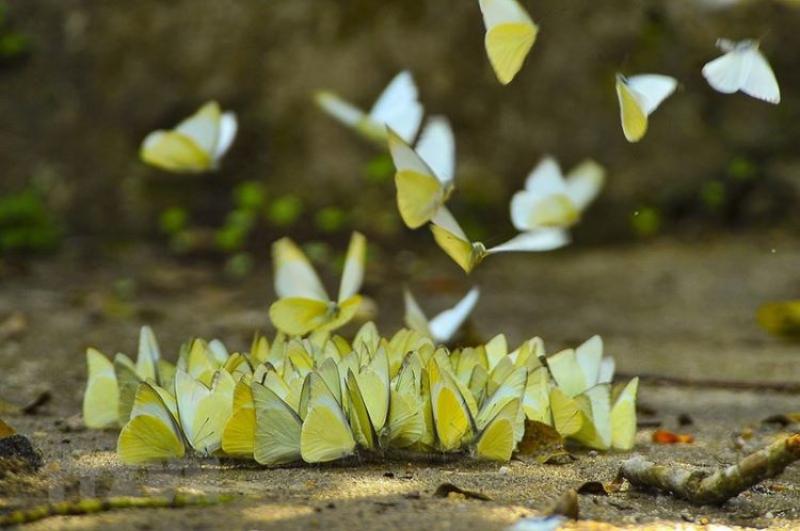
xmin=387 ymin=118 xmax=456 ymax=229
xmin=300 ymin=372 xmax=356 ymax=463
xmin=430 ymin=206 xmax=570 ymax=274
xmin=315 ymin=70 xmax=424 ymax=144
xmin=140 ymin=101 xmax=237 ymax=173
xmin=117 ymin=382 xmax=185 ymax=464
xmin=511 ymin=157 xmax=605 ymax=231
xmin=83 ymin=326 xmax=173 ymax=428
xmin=174 ymin=369 xmax=236 ymax=456
xmin=269 ymin=232 xmax=366 ymax=336
xmin=404 ymin=287 xmax=480 ymax=344
xmin=702 ymin=39 xmax=780 ymax=104
xmin=615 ymin=74 xmax=677 ymax=142
xmin=479 ymin=0 xmax=538 ymax=85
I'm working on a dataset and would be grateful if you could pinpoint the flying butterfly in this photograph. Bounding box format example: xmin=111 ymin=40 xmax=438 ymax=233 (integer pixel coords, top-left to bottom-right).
xmin=404 ymin=287 xmax=480 ymax=344
xmin=479 ymin=0 xmax=538 ymax=85
xmin=615 ymin=73 xmax=677 ymax=142
xmin=269 ymin=232 xmax=366 ymax=336
xmin=430 ymin=206 xmax=569 ymax=274
xmin=702 ymin=39 xmax=780 ymax=104
xmin=387 ymin=118 xmax=456 ymax=229
xmin=315 ymin=70 xmax=424 ymax=144
xmin=511 ymin=157 xmax=605 ymax=231
xmin=140 ymin=101 xmax=237 ymax=173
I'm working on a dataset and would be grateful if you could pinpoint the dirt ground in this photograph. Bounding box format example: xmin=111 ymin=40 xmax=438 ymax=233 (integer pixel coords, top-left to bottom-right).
xmin=1 ymin=234 xmax=799 ymax=530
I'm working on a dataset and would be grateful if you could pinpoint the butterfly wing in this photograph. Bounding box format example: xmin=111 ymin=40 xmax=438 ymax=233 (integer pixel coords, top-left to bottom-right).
xmin=610 ymin=377 xmax=639 ymax=450
xmin=252 ymin=382 xmax=303 ymax=465
xmin=368 ymin=71 xmax=424 ymax=142
xmin=140 ymin=131 xmax=212 ymax=172
xmin=428 ymin=287 xmax=481 ymax=343
xmin=740 ymin=47 xmax=780 ymax=104
xmin=430 ymin=208 xmax=479 ymax=273
xmin=214 ymin=112 xmax=238 ymax=161
xmin=479 ymin=0 xmax=538 ymax=85
xmin=388 ymin=128 xmax=447 ymax=229
xmin=616 ymin=76 xmax=649 ymax=142
xmin=83 ymin=348 xmax=119 ymax=429
xmin=565 ymin=160 xmax=605 ymax=211
xmin=703 ymin=50 xmax=746 ymax=94
xmin=415 ymin=117 xmax=456 ymax=185
xmin=337 ymin=231 xmax=366 ymax=303
xmin=117 ymin=382 xmax=184 ymax=464
xmin=300 ymin=394 xmax=356 ymax=463
xmin=486 ymin=229 xmax=569 ymax=254
xmin=626 ymin=75 xmax=677 ymax=115
xmin=272 ymin=237 xmax=329 ymax=301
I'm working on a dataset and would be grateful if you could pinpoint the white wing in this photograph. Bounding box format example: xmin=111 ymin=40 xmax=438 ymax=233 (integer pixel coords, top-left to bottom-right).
xmin=315 ymin=91 xmax=365 ymax=127
xmin=479 ymin=0 xmax=533 ymax=29
xmin=487 ymin=229 xmax=570 ymax=254
xmin=214 ymin=112 xmax=238 ymax=161
xmin=598 ymin=357 xmax=615 ymax=384
xmin=337 ymin=232 xmax=366 ymax=303
xmin=429 ymin=287 xmax=480 ymax=343
xmin=702 ymin=51 xmax=746 ymax=94
xmin=575 ymin=335 xmax=603 ymax=387
xmin=273 ymin=238 xmax=329 ymax=301
xmin=565 ymin=160 xmax=605 ymax=210
xmin=626 ymin=75 xmax=677 ymax=115
xmin=175 ymin=101 xmax=221 ymax=155
xmin=740 ymin=47 xmax=780 ymax=104
xmin=403 ymin=289 xmax=431 ymax=336
xmin=369 ymin=71 xmax=424 ymax=142
xmin=415 ymin=116 xmax=455 ymax=184
xmin=431 ymin=206 xmax=468 ymax=241
xmin=524 ymin=156 xmax=566 ymax=194
xmin=510 ymin=191 xmax=538 ymax=231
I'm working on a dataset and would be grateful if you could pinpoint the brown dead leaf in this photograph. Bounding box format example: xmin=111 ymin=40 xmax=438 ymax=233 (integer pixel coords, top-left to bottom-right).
xmin=517 ymin=420 xmax=571 ymax=464
xmin=433 ymin=482 xmax=491 ymax=501
xmin=576 ymin=481 xmax=609 ymax=496
xmin=652 ymin=429 xmax=695 ymax=444
xmin=0 ymin=419 xmax=15 ymax=439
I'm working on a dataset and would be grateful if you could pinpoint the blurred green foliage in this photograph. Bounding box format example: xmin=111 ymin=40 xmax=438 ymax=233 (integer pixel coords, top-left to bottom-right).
xmin=0 ymin=189 xmax=61 ymax=254
xmin=0 ymin=2 xmax=30 ymax=64
xmin=630 ymin=207 xmax=662 ymax=238
xmin=268 ymin=194 xmax=303 ymax=227
xmin=314 ymin=206 xmax=348 ymax=234
xmin=363 ymin=154 xmax=395 ymax=184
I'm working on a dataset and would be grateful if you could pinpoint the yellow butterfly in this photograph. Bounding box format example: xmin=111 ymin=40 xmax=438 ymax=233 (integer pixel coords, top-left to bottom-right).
xmin=140 ymin=101 xmax=237 ymax=173
xmin=479 ymin=0 xmax=538 ymax=84
xmin=615 ymin=74 xmax=677 ymax=142
xmin=610 ymin=377 xmax=639 ymax=450
xmin=83 ymin=326 xmax=170 ymax=428
xmin=252 ymin=380 xmax=303 ymax=465
xmin=511 ymin=157 xmax=605 ymax=231
xmin=387 ymin=122 xmax=455 ymax=229
xmin=315 ymin=70 xmax=424 ymax=144
xmin=428 ymin=356 xmax=476 ymax=451
xmin=300 ymin=373 xmax=356 ymax=463
xmin=174 ymin=369 xmax=235 ymax=455
xmin=269 ymin=232 xmax=366 ymax=336
xmin=221 ymin=377 xmax=256 ymax=458
xmin=118 ymin=382 xmax=184 ymax=464
xmin=474 ymin=398 xmax=520 ymax=461
xmin=430 ymin=206 xmax=569 ymax=273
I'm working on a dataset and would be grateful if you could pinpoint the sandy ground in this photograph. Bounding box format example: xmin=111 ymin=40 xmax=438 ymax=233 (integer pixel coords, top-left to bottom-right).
xmin=1 ymin=234 xmax=799 ymax=530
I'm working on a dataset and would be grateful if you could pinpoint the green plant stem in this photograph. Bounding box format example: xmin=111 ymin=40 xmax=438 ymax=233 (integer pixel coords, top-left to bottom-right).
xmin=0 ymin=493 xmax=233 ymax=527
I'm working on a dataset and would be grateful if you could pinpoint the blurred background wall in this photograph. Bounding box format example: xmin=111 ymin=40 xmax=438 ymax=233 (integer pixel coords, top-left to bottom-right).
xmin=0 ymin=0 xmax=798 ymax=257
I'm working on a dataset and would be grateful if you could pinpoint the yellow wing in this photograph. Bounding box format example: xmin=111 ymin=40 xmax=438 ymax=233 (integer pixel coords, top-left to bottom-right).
xmin=485 ymin=23 xmax=537 ymax=85
xmin=221 ymin=380 xmax=256 ymax=458
xmin=252 ymin=382 xmax=303 ymax=465
xmin=345 ymin=370 xmax=377 ymax=449
xmin=269 ymin=297 xmax=332 ymax=336
xmin=385 ymin=389 xmax=424 ymax=449
xmin=300 ymin=394 xmax=356 ymax=463
xmin=429 ymin=359 xmax=473 ymax=451
xmin=430 ymin=223 xmax=480 ymax=274
xmin=83 ymin=348 xmax=119 ymax=429
xmin=523 ymin=367 xmax=551 ymax=424
xmin=549 ymin=387 xmax=584 ymax=437
xmin=175 ymin=370 xmax=235 ymax=455
xmin=395 ymin=170 xmax=445 ymax=229
xmin=616 ymin=76 xmax=648 ymax=143
xmin=610 ymin=377 xmax=639 ymax=450
xmin=355 ymin=348 xmax=391 ymax=433
xmin=140 ymin=131 xmax=212 ymax=173
xmin=117 ymin=383 xmax=184 ymax=464
xmin=474 ymin=398 xmax=519 ymax=462
xmin=113 ymin=354 xmax=141 ymax=425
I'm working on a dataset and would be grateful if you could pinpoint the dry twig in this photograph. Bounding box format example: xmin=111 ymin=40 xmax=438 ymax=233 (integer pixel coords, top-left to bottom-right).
xmin=620 ymin=434 xmax=800 ymax=505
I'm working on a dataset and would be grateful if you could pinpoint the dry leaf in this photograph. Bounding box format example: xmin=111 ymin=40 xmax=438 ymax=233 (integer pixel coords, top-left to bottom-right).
xmin=576 ymin=481 xmax=609 ymax=496
xmin=652 ymin=429 xmax=695 ymax=444
xmin=518 ymin=420 xmax=570 ymax=464
xmin=0 ymin=419 xmax=15 ymax=439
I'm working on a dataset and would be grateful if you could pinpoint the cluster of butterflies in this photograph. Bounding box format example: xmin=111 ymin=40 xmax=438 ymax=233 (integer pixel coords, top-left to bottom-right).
xmin=83 ymin=322 xmax=639 ymax=466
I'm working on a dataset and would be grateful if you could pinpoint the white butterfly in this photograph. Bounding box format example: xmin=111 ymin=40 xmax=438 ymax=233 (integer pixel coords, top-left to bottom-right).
xmin=315 ymin=71 xmax=424 ymax=144
xmin=615 ymin=74 xmax=678 ymax=143
xmin=140 ymin=101 xmax=237 ymax=173
xmin=511 ymin=156 xmax=605 ymax=231
xmin=702 ymin=39 xmax=780 ymax=104
xmin=404 ymin=287 xmax=480 ymax=343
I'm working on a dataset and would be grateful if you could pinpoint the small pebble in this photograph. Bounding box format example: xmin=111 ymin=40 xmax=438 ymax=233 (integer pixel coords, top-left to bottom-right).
xmin=498 ymin=466 xmax=510 ymax=475
xmin=765 ymin=512 xmax=774 ymax=519
xmin=588 ymin=450 xmax=598 ymax=458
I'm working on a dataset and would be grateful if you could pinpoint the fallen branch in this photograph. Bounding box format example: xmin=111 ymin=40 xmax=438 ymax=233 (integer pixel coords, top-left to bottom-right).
xmin=0 ymin=493 xmax=233 ymax=527
xmin=620 ymin=434 xmax=800 ymax=505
